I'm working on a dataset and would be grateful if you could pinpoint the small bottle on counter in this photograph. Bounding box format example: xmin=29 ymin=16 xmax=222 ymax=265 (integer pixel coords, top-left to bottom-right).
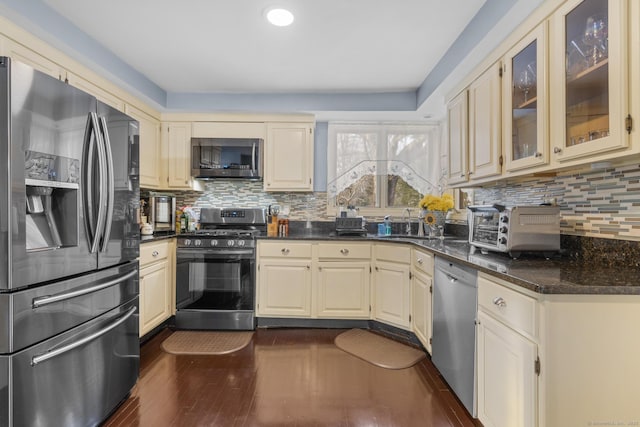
xmin=278 ymin=218 xmax=289 ymax=237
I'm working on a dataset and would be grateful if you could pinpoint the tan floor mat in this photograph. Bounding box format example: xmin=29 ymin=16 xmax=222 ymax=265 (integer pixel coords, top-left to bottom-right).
xmin=161 ymin=331 xmax=253 ymax=355
xmin=334 ymin=329 xmax=425 ymax=369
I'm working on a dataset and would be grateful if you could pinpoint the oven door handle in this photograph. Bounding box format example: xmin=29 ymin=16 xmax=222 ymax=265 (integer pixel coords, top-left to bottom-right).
xmin=178 ymin=249 xmax=255 ymax=257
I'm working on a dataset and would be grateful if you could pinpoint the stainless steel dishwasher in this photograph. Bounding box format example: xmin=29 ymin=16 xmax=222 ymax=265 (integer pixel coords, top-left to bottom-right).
xmin=432 ymin=256 xmax=478 ymax=417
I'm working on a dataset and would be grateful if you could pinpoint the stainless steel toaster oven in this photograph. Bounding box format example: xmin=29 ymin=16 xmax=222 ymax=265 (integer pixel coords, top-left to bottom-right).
xmin=467 ymin=204 xmax=560 ymax=258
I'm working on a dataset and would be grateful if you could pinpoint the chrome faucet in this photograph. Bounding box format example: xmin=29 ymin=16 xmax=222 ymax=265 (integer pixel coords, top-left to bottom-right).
xmin=403 ymin=208 xmax=412 ymax=235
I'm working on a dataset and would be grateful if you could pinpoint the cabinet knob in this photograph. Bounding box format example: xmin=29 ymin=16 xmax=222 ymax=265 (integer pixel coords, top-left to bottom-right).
xmin=306 ymin=265 xmax=310 ymax=270
xmin=375 ymin=266 xmax=379 ymax=272
xmin=492 ymin=297 xmax=507 ymax=308
xmin=460 ymin=173 xmax=466 ymax=178
xmin=340 ymin=248 xmax=349 ymax=255
xmin=553 ymin=147 xmax=562 ymax=154
xmin=281 ymin=248 xmax=290 ymax=255
xmin=417 ymin=258 xmax=423 ymax=264
xmin=152 ymin=250 xmax=159 ymax=257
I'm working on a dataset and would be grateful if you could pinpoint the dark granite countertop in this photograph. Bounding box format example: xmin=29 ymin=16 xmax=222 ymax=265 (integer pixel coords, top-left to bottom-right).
xmin=141 ymin=232 xmax=177 ymax=243
xmin=258 ymin=233 xmax=640 ymax=296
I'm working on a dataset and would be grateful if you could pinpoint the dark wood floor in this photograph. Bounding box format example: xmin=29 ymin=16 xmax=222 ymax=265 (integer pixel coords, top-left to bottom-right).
xmin=104 ymin=328 xmax=478 ymax=427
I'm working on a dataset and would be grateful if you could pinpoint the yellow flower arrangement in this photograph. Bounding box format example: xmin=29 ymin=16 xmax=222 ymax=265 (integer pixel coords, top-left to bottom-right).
xmin=419 ymin=193 xmax=454 ymax=212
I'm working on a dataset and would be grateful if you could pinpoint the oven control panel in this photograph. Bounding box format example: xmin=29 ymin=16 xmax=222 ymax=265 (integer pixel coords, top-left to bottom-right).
xmin=177 ymin=237 xmax=255 ymax=249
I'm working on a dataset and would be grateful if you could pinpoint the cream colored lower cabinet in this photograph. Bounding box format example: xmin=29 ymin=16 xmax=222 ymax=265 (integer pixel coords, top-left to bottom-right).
xmin=411 ymin=248 xmax=434 ymax=353
xmin=477 ymin=311 xmax=537 ymax=427
xmin=411 ymin=270 xmax=432 ymax=353
xmin=477 ymin=273 xmax=538 ymax=427
xmin=373 ymin=244 xmax=411 ymax=330
xmin=256 ymin=242 xmax=313 ymax=317
xmin=316 ymin=261 xmax=370 ymax=318
xmin=139 ymin=240 xmax=174 ymax=336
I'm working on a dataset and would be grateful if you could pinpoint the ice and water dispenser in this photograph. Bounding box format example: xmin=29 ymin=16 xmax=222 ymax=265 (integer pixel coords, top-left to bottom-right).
xmin=25 ymin=150 xmax=79 ymax=251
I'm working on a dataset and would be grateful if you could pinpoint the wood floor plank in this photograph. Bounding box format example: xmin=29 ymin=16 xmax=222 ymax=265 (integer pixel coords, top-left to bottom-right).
xmin=104 ymin=328 xmax=479 ymax=427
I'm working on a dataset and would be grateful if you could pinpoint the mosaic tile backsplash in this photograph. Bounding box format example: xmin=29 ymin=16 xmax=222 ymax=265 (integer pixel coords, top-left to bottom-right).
xmin=175 ymin=180 xmax=332 ymax=221
xmin=174 ymin=162 xmax=640 ymax=242
xmin=473 ymin=163 xmax=640 ymax=241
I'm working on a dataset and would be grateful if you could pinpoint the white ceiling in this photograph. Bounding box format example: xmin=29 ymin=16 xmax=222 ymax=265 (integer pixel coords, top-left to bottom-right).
xmin=43 ymin=0 xmax=485 ymax=94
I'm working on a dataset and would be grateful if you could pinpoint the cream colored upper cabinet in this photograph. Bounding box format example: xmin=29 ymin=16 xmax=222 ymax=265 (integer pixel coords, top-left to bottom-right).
xmin=163 ymin=122 xmax=192 ymax=189
xmin=503 ymin=23 xmax=549 ymax=173
xmin=3 ymin=39 xmax=63 ymax=80
xmin=447 ymin=91 xmax=469 ymax=185
xmin=549 ymin=0 xmax=629 ymax=163
xmin=66 ymin=71 xmax=124 ymax=112
xmin=468 ymin=62 xmax=503 ymax=180
xmin=264 ymin=122 xmax=314 ymax=191
xmin=126 ymin=105 xmax=161 ymax=189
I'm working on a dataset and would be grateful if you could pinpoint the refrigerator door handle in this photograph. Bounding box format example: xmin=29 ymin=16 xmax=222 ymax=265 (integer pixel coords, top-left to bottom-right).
xmin=82 ymin=113 xmax=98 ymax=252
xmin=32 ymin=269 xmax=138 ymax=308
xmin=91 ymin=112 xmax=108 ymax=254
xmin=30 ymin=305 xmax=137 ymax=366
xmin=98 ymin=116 xmax=115 ymax=252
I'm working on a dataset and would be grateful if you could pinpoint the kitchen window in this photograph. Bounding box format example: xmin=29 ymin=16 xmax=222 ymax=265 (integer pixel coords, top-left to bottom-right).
xmin=327 ymin=123 xmax=444 ymax=214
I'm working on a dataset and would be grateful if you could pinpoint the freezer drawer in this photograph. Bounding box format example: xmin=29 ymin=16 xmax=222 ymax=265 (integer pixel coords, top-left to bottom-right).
xmin=0 ymin=261 xmax=138 ymax=354
xmin=0 ymin=297 xmax=139 ymax=427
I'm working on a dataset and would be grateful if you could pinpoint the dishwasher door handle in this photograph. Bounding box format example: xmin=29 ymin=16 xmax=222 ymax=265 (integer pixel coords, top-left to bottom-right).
xmin=446 ymin=274 xmax=458 ymax=283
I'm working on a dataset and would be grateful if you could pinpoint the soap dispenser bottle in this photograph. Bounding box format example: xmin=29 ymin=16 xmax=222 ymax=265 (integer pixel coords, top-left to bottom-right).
xmin=384 ymin=215 xmax=392 ymax=236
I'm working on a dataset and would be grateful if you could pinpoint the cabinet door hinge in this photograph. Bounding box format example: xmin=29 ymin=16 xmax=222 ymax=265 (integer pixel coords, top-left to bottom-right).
xmin=369 ymin=266 xmax=372 ymax=273
xmin=429 ymin=337 xmax=432 ymax=345
xmin=535 ymin=356 xmax=541 ymax=376
xmin=499 ymin=65 xmax=504 ymax=78
xmin=369 ymin=305 xmax=372 ymax=312
xmin=309 ymin=178 xmax=312 ymax=184
xmin=409 ymin=314 xmax=412 ymax=323
xmin=409 ymin=271 xmax=413 ymax=280
xmin=429 ymin=284 xmax=433 ymax=294
xmin=626 ymin=114 xmax=633 ymax=134
xmin=257 ymin=264 xmax=260 ymax=271
xmin=499 ymin=154 xmax=504 ymax=166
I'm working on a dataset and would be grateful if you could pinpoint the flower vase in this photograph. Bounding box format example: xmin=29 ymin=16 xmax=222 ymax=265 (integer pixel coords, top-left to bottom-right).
xmin=423 ymin=210 xmax=446 ymax=236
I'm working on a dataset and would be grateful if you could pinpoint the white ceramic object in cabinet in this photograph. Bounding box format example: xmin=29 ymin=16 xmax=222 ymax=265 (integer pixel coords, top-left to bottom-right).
xmin=549 ymin=0 xmax=629 ymax=163
xmin=163 ymin=122 xmax=192 ymax=189
xmin=126 ymin=105 xmax=161 ymax=189
xmin=139 ymin=240 xmax=173 ymax=336
xmin=503 ymin=23 xmax=549 ymax=173
xmin=468 ymin=61 xmax=503 ymax=180
xmin=257 ymin=242 xmax=312 ymax=317
xmin=264 ymin=122 xmax=314 ymax=191
xmin=374 ymin=244 xmax=411 ymax=330
xmin=447 ymin=91 xmax=469 ymax=185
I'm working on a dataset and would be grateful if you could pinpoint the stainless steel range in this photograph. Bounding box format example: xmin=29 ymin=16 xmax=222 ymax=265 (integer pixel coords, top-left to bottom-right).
xmin=175 ymin=208 xmax=266 ymax=330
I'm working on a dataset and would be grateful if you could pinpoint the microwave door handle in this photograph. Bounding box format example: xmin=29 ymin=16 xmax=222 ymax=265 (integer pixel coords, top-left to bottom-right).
xmin=98 ymin=116 xmax=115 ymax=252
xmin=252 ymin=141 xmax=256 ymax=171
xmin=82 ymin=113 xmax=98 ymax=252
xmin=91 ymin=112 xmax=108 ymax=254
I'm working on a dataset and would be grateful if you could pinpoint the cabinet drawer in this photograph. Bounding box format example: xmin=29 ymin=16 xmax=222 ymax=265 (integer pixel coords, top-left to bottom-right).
xmin=259 ymin=241 xmax=312 ymax=258
xmin=140 ymin=241 xmax=170 ymax=266
xmin=375 ymin=244 xmax=410 ymax=264
xmin=412 ymin=248 xmax=434 ymax=276
xmin=318 ymin=243 xmax=371 ymax=259
xmin=478 ymin=275 xmax=537 ymax=338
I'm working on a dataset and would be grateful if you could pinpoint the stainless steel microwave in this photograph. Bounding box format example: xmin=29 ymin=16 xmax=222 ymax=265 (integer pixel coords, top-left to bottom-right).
xmin=191 ymin=138 xmax=263 ymax=179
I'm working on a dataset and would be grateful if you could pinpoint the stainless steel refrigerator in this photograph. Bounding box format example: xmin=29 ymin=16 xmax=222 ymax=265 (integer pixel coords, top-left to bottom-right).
xmin=0 ymin=57 xmax=140 ymax=427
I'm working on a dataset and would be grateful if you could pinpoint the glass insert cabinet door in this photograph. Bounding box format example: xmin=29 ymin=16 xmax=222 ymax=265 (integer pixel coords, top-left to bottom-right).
xmin=551 ymin=0 xmax=629 ymax=162
xmin=504 ymin=23 xmax=548 ymax=172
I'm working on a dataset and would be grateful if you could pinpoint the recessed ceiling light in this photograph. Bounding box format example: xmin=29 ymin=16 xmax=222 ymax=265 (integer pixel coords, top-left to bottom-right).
xmin=266 ymin=8 xmax=294 ymax=27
